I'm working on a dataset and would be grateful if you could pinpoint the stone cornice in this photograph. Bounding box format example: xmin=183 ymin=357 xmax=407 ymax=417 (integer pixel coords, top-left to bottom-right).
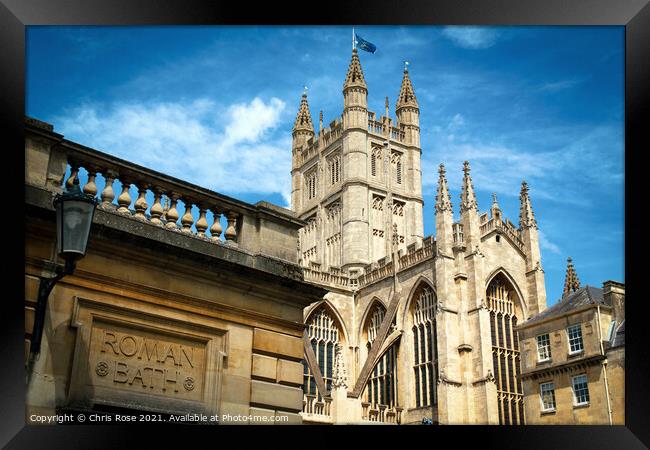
xmin=26 ymin=184 xmax=327 ymax=303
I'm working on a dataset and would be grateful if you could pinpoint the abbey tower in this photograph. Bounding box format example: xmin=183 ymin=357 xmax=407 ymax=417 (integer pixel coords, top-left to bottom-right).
xmin=293 ymin=48 xmax=548 ymax=425
xmin=291 ymin=48 xmax=424 ymax=274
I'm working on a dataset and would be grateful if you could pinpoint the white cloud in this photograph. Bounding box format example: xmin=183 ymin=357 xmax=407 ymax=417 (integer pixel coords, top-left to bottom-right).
xmin=447 ymin=113 xmax=465 ymax=131
xmin=441 ymin=27 xmax=500 ymax=49
xmin=422 ymin=122 xmax=623 ymax=208
xmin=539 ymin=78 xmax=582 ymax=92
xmin=54 ymin=97 xmax=291 ymax=204
xmin=538 ymin=229 xmax=562 ymax=255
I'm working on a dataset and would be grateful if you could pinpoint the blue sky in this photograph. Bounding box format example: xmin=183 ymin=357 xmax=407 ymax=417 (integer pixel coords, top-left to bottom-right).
xmin=26 ymin=26 xmax=624 ymax=305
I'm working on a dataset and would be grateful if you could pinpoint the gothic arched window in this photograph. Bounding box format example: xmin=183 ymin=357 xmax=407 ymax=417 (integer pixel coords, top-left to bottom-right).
xmin=412 ymin=285 xmax=437 ymax=408
xmin=363 ymin=303 xmax=399 ymax=412
xmin=303 ymin=306 xmax=341 ymax=397
xmin=487 ymin=274 xmax=525 ymax=425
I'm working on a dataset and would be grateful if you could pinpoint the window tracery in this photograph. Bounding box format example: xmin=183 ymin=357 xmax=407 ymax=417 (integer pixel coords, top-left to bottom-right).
xmin=303 ymin=307 xmax=341 ymax=398
xmin=412 ymin=285 xmax=437 ymax=408
xmin=487 ymin=275 xmax=524 ymax=424
xmin=363 ymin=303 xmax=399 ymax=411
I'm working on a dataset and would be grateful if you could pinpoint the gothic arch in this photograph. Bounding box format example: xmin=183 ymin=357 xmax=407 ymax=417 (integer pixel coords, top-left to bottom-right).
xmin=485 ymin=267 xmax=526 ymax=425
xmin=401 ymin=275 xmax=437 ymax=328
xmin=358 ymin=296 xmax=388 ymax=342
xmin=485 ymin=267 xmax=528 ymax=320
xmin=304 ymin=299 xmax=349 ymax=345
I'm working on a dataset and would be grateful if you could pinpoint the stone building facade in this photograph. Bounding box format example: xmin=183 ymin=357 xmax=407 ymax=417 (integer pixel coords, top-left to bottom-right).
xmin=294 ymin=49 xmax=548 ymax=424
xmin=24 ymin=47 xmax=623 ymax=426
xmin=25 ymin=117 xmax=327 ymax=424
xmin=517 ymin=260 xmax=625 ymax=425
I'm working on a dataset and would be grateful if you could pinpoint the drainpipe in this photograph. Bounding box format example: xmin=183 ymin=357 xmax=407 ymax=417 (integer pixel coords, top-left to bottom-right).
xmin=596 ymin=305 xmax=613 ymax=425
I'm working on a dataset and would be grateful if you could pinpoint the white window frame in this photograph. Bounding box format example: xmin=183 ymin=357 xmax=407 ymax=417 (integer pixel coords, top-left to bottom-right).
xmin=539 ymin=381 xmax=556 ymax=412
xmin=571 ymin=374 xmax=590 ymax=406
xmin=567 ymin=324 xmax=584 ymax=354
xmin=536 ymin=333 xmax=551 ymax=362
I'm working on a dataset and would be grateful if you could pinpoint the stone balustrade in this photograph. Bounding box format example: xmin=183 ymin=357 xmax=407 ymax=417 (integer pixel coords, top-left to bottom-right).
xmin=302 ymin=237 xmax=436 ymax=290
xmin=35 ymin=134 xmax=304 ymax=263
xmin=303 ymin=266 xmax=357 ymax=289
xmin=366 ymin=115 xmax=406 ymax=143
xmin=297 ymin=118 xmax=343 ymax=165
xmin=361 ymin=402 xmax=403 ymax=424
xmin=301 ymin=394 xmax=333 ymax=423
xmin=480 ymin=217 xmax=526 ymax=253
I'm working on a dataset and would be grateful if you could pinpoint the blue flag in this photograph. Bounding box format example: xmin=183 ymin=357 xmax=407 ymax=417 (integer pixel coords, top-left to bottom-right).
xmin=355 ymin=33 xmax=377 ymax=54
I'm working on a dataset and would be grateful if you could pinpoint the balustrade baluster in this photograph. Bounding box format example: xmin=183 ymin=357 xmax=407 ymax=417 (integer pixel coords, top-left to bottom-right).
xmin=101 ymin=170 xmax=116 ymax=205
xmin=180 ymin=199 xmax=195 ymax=234
xmin=210 ymin=210 xmax=222 ymax=241
xmin=116 ymin=179 xmax=133 ymax=215
xmin=66 ymin=163 xmax=79 ymax=189
xmin=224 ymin=211 xmax=238 ymax=242
xmin=165 ymin=194 xmax=180 ymax=229
xmin=149 ymin=188 xmax=164 ymax=225
xmin=196 ymin=205 xmax=209 ymax=237
xmin=83 ymin=167 xmax=98 ymax=197
xmin=133 ymin=183 xmax=149 ymax=220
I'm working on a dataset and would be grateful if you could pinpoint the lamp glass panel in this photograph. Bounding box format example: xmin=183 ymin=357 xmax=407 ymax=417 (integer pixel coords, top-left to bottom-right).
xmin=60 ymin=199 xmax=94 ymax=257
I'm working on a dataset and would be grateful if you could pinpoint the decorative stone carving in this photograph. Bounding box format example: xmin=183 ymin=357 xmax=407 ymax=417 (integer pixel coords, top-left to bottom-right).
xmin=332 ymin=343 xmax=348 ymax=389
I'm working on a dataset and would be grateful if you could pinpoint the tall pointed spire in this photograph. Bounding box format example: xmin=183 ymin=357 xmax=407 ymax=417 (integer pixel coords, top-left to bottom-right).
xmin=343 ymin=48 xmax=367 ymax=90
xmin=395 ymin=63 xmax=418 ymax=111
xmin=435 ymin=164 xmax=452 ymax=213
xmin=292 ymin=90 xmax=314 ymax=134
xmin=460 ymin=161 xmax=478 ymax=212
xmin=519 ymin=180 xmax=537 ymax=229
xmin=563 ymin=257 xmax=581 ymax=297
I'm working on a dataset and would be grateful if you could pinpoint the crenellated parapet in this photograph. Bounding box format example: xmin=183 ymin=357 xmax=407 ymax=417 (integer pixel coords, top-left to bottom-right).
xmin=302 ymin=236 xmax=436 ymax=290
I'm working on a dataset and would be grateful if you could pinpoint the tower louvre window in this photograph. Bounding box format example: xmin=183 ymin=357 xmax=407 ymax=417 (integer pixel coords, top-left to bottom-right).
xmin=306 ymin=170 xmax=317 ymax=200
xmin=391 ymin=151 xmax=403 ymax=185
xmin=371 ymin=147 xmax=382 ymax=177
xmin=329 ymin=154 xmax=341 ymax=185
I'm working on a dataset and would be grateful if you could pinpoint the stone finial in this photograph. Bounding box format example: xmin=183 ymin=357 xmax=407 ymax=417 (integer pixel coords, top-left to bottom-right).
xmin=293 ymin=90 xmax=314 ymax=134
xmin=563 ymin=257 xmax=581 ymax=298
xmin=332 ymin=343 xmax=348 ymax=389
xmin=460 ymin=161 xmax=478 ymax=212
xmin=435 ymin=163 xmax=453 ymax=213
xmin=343 ymin=48 xmax=367 ymax=90
xmin=385 ymin=96 xmax=390 ymax=118
xmin=319 ymin=110 xmax=323 ymax=133
xmin=396 ymin=63 xmax=418 ymax=111
xmin=491 ymin=192 xmax=502 ymax=219
xmin=519 ymin=180 xmax=538 ymax=229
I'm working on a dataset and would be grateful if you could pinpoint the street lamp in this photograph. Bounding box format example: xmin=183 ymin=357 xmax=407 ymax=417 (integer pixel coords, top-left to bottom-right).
xmin=28 ymin=177 xmax=97 ymax=364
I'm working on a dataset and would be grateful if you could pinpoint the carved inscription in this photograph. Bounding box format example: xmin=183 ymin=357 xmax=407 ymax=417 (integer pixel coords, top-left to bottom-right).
xmin=89 ymin=323 xmax=205 ymax=401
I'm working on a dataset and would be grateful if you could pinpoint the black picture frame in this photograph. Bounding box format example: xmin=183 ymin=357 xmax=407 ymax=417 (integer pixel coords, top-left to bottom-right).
xmin=5 ymin=0 xmax=648 ymax=448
